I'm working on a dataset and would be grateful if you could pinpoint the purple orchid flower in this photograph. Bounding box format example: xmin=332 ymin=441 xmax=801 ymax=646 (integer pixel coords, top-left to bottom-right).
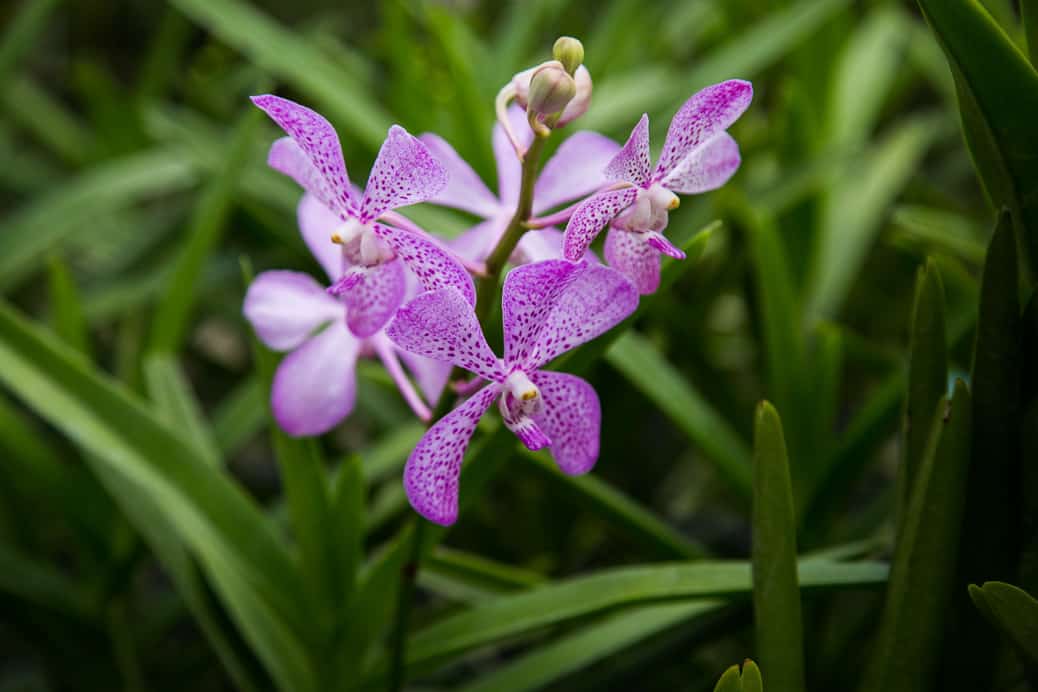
xmin=386 ymin=259 xmax=638 ymax=525
xmin=563 ymin=80 xmax=753 ymax=294
xmin=244 ymin=194 xmax=449 ymax=437
xmin=251 ymin=94 xmax=476 ymax=339
xmin=419 ymin=106 xmax=619 ymax=264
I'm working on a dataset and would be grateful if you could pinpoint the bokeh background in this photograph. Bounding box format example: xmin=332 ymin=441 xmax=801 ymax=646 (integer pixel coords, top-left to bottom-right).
xmin=0 ymin=0 xmax=1022 ymax=690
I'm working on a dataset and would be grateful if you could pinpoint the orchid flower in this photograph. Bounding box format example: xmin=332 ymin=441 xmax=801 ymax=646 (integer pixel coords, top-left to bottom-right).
xmin=563 ymin=80 xmax=753 ymax=294
xmin=386 ymin=259 xmax=638 ymax=525
xmin=419 ymin=106 xmax=619 ymax=264
xmin=244 ymin=194 xmax=449 ymax=436
xmin=251 ymin=94 xmax=476 ymax=339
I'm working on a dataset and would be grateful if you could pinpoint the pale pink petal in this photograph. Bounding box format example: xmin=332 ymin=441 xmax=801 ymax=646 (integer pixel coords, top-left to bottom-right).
xmin=533 ymin=131 xmax=620 ymax=213
xmin=494 ymin=105 xmax=533 ymax=208
xmin=499 ymin=394 xmax=551 ymax=451
xmin=373 ymin=222 xmax=476 ymax=306
xmin=404 ymin=383 xmax=501 ymax=525
xmin=661 ymin=131 xmax=741 ymax=195
xmin=603 ymin=114 xmax=651 ymax=186
xmin=531 ymin=371 xmax=601 ymax=474
xmin=340 ymin=259 xmax=407 ymax=338
xmin=562 ymin=188 xmax=638 ymax=261
xmin=297 ymin=193 xmax=345 ymax=281
xmin=244 ymin=270 xmax=343 ymax=351
xmin=357 ymin=125 xmax=448 ymax=221
xmin=450 ymin=217 xmax=509 ymax=262
xmin=501 ymin=259 xmax=583 ymax=366
xmin=604 ymin=227 xmax=661 ymax=295
xmin=251 ymin=96 xmax=356 ymax=218
xmin=271 ymin=321 xmax=360 ymax=437
xmin=386 ymin=288 xmax=505 ymax=382
xmin=653 ymin=80 xmax=752 ymax=181
xmin=419 ymin=133 xmax=501 ymax=217
xmin=524 ymin=262 xmax=639 ymax=369
xmin=514 ymin=228 xmax=567 ymax=264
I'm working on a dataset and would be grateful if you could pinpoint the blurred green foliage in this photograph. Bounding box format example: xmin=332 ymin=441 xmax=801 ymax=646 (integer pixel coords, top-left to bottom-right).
xmin=0 ymin=0 xmax=1037 ymax=690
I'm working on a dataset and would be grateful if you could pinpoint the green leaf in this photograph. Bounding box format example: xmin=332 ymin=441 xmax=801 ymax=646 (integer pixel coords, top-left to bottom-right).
xmin=751 ymin=402 xmax=804 ymax=692
xmin=404 ymin=560 xmax=887 ymax=673
xmin=171 ymin=0 xmax=390 ymax=150
xmin=861 ymin=381 xmax=972 ymax=692
xmin=46 ymin=254 xmax=92 ymax=359
xmin=968 ymin=581 xmax=1038 ymax=665
xmin=713 ymin=660 xmax=764 ymax=692
xmin=890 ymin=205 xmax=987 ymax=265
xmin=606 ymin=331 xmax=752 ymax=500
xmin=0 ymin=543 xmax=97 ymax=621
xmin=900 ymin=259 xmax=948 ymax=524
xmin=0 ymin=0 xmax=62 ymax=86
xmin=916 ymin=0 xmax=1038 ymax=275
xmin=1025 ymin=0 xmax=1038 ymax=66
xmin=143 ymin=354 xmax=221 ymax=468
xmin=211 ymin=375 xmax=265 ymax=456
xmin=329 ymin=455 xmax=365 ymax=604
xmin=714 ymin=665 xmax=743 ymax=692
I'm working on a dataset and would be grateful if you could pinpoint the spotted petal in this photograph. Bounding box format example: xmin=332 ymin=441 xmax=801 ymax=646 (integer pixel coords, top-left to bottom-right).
xmin=271 ymin=321 xmax=360 ymax=437
xmin=386 ymin=288 xmax=505 ymax=382
xmin=357 ymin=125 xmax=447 ymax=222
xmin=404 ymin=383 xmax=501 ymax=525
xmin=661 ymin=132 xmax=741 ymax=195
xmin=501 ymin=259 xmax=583 ymax=367
xmin=373 ymin=222 xmax=476 ymax=306
xmin=524 ymin=262 xmax=639 ymax=370
xmin=604 ymin=227 xmax=661 ymax=295
xmin=244 ymin=270 xmax=343 ymax=351
xmin=419 ymin=133 xmax=501 ymax=217
xmin=562 ymin=188 xmax=638 ymax=261
xmin=252 ymin=96 xmax=356 ymax=219
xmin=653 ymin=80 xmax=752 ymax=181
xmin=534 ymin=131 xmax=620 ymax=213
xmin=603 ymin=114 xmax=651 ymax=186
xmin=532 ymin=371 xmax=601 ymax=474
xmin=339 ymin=259 xmax=407 ymax=338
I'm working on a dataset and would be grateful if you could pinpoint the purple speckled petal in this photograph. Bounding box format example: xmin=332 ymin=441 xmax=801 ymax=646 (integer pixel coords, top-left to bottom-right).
xmin=645 ymin=231 xmax=686 ymax=259
xmin=603 ymin=114 xmax=651 ymax=186
xmin=524 ymin=262 xmax=639 ymax=370
xmin=534 ymin=131 xmax=621 ymax=213
xmin=419 ymin=133 xmax=501 ymax=218
xmin=252 ymin=96 xmax=356 ymax=218
xmin=653 ymin=80 xmax=752 ymax=181
xmin=244 ymin=270 xmax=343 ymax=351
xmin=562 ymin=188 xmax=639 ymax=261
xmin=357 ymin=125 xmax=448 ymax=221
xmin=297 ymin=193 xmax=345 ymax=281
xmin=372 ymin=222 xmax=476 ymax=306
xmin=661 ymin=131 xmax=741 ymax=195
xmin=604 ymin=227 xmax=662 ymax=295
xmin=494 ymin=104 xmax=533 ymax=208
xmin=501 ymin=260 xmax=582 ymax=367
xmin=531 ymin=371 xmax=601 ymax=474
xmin=340 ymin=258 xmax=407 ymax=338
xmin=499 ymin=394 xmax=551 ymax=451
xmin=271 ymin=321 xmax=360 ymax=437
xmin=387 ymin=288 xmax=505 ymax=382
xmin=404 ymin=383 xmax=501 ymax=525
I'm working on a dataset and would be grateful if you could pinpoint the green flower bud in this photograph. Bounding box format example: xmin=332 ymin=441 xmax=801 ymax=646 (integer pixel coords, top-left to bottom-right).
xmin=552 ymin=36 xmax=584 ymax=75
xmin=527 ymin=63 xmax=576 ymax=117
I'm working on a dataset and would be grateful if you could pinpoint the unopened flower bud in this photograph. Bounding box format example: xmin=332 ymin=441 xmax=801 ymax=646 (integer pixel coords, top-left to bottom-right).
xmin=552 ymin=36 xmax=584 ymax=75
xmin=527 ymin=62 xmax=576 ymax=117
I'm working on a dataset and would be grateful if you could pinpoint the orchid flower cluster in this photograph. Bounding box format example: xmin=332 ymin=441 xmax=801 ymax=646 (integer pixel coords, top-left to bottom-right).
xmin=244 ymin=37 xmax=752 ymax=525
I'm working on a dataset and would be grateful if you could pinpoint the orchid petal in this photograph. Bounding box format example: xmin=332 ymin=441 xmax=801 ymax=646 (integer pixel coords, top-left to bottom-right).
xmin=653 ymin=80 xmax=752 ymax=181
xmin=532 ymin=371 xmax=601 ymax=474
xmin=298 ymin=193 xmax=345 ymax=281
xmin=534 ymin=131 xmax=620 ymax=213
xmin=499 ymin=394 xmax=551 ymax=451
xmin=419 ymin=133 xmax=501 ymax=218
xmin=661 ymin=131 xmax=741 ymax=195
xmin=450 ymin=217 xmax=509 ymax=262
xmin=271 ymin=321 xmax=359 ymax=437
xmin=244 ymin=270 xmax=342 ymax=351
xmin=562 ymin=188 xmax=638 ymax=261
xmin=386 ymin=288 xmax=505 ymax=382
xmin=398 ymin=349 xmax=453 ymax=405
xmin=645 ymin=231 xmax=686 ymax=259
xmin=404 ymin=383 xmax=501 ymax=525
xmin=494 ymin=104 xmax=533 ymax=208
xmin=603 ymin=114 xmax=651 ymax=186
xmin=341 ymin=259 xmax=407 ymax=338
xmin=252 ymin=96 xmax=356 ymax=218
xmin=372 ymin=222 xmax=476 ymax=306
xmin=514 ymin=228 xmax=568 ymax=264
xmin=525 ymin=262 xmax=639 ymax=370
xmin=501 ymin=259 xmax=583 ymax=366
xmin=357 ymin=125 xmax=448 ymax=222
xmin=604 ymin=227 xmax=661 ymax=295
